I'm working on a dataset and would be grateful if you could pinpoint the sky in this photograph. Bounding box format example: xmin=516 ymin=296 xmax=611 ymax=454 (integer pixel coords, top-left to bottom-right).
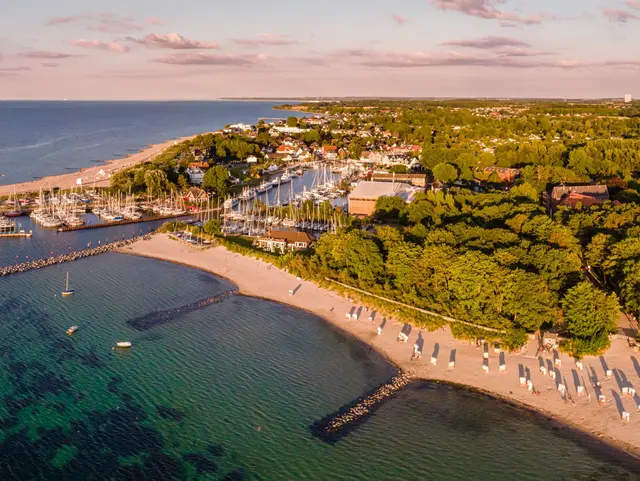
xmin=0 ymin=0 xmax=639 ymax=99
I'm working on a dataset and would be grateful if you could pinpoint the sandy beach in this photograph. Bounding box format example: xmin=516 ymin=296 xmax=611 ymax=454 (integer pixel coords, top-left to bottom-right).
xmin=120 ymin=234 xmax=640 ymax=459
xmin=0 ymin=135 xmax=197 ymax=197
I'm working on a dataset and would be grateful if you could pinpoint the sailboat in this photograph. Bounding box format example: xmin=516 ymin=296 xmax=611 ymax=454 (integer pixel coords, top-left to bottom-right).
xmin=61 ymin=272 xmax=74 ymax=296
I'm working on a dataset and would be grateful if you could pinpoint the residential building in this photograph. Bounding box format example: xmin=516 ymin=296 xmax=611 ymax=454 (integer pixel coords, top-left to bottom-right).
xmin=183 ymin=187 xmax=210 ymax=203
xmin=348 ymin=181 xmax=421 ymax=217
xmin=321 ymin=146 xmax=338 ymax=160
xmin=624 ymin=94 xmax=632 ymax=103
xmin=185 ymin=167 xmax=205 ymax=186
xmin=271 ymin=126 xmax=310 ymax=134
xmin=246 ymin=155 xmax=259 ymax=164
xmin=483 ymin=166 xmax=521 ymax=183
xmin=545 ymin=185 xmax=610 ymax=211
xmin=255 ymin=229 xmax=314 ymax=252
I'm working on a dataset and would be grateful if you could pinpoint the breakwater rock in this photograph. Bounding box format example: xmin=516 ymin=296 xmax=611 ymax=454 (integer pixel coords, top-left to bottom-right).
xmin=0 ymin=235 xmax=151 ymax=277
xmin=127 ymin=290 xmax=237 ymax=331
xmin=310 ymin=372 xmax=414 ymax=443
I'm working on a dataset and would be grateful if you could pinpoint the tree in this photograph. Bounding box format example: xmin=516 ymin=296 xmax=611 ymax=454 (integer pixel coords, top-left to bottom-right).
xmin=203 ymin=219 xmax=221 ymax=236
xmin=202 ymin=166 xmax=230 ymax=197
xmin=389 ymin=165 xmax=409 ymax=173
xmin=286 ymin=116 xmax=298 ymax=128
xmin=432 ymin=162 xmax=458 ymax=184
xmin=144 ymin=169 xmax=168 ymax=196
xmin=561 ymin=282 xmax=619 ymax=339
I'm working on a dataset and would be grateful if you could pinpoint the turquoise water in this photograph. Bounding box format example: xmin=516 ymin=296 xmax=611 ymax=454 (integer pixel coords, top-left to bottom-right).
xmin=0 ymin=254 xmax=638 ymax=480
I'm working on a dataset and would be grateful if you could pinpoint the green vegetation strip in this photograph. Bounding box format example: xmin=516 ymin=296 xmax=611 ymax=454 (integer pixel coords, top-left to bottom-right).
xmin=324 ymin=277 xmax=506 ymax=334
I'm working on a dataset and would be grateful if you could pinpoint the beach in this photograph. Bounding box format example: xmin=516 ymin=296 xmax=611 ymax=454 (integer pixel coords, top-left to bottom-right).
xmin=0 ymin=135 xmax=195 ymax=196
xmin=120 ymin=234 xmax=640 ymax=459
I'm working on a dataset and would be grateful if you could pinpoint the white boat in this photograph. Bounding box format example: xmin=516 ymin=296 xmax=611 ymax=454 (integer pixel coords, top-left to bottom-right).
xmin=280 ymin=171 xmax=292 ymax=184
xmin=115 ymin=341 xmax=132 ymax=348
xmin=67 ymin=325 xmax=79 ymax=335
xmin=61 ymin=272 xmax=74 ymax=297
xmin=256 ymin=181 xmax=272 ymax=193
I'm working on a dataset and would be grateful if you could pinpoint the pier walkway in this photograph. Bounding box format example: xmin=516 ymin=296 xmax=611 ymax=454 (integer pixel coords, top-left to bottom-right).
xmin=57 ymin=214 xmax=191 ymax=233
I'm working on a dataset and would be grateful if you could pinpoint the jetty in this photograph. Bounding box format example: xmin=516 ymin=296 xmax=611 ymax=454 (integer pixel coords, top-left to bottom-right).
xmin=0 ymin=234 xmax=150 ymax=277
xmin=127 ymin=289 xmax=237 ymax=331
xmin=310 ymin=372 xmax=414 ymax=443
xmin=0 ymin=230 xmax=33 ymax=238
xmin=57 ymin=214 xmax=191 ymax=233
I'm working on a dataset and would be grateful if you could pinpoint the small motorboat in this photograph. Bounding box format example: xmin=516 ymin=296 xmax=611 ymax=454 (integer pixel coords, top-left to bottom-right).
xmin=66 ymin=325 xmax=79 ymax=335
xmin=115 ymin=341 xmax=132 ymax=348
xmin=61 ymin=272 xmax=74 ymax=296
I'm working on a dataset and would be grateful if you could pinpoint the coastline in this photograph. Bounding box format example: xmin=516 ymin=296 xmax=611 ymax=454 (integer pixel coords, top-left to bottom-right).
xmin=0 ymin=134 xmax=198 ymax=196
xmin=118 ymin=234 xmax=640 ymax=462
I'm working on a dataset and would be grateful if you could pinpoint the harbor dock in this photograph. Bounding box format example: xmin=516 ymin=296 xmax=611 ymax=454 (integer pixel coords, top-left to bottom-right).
xmin=0 ymin=230 xmax=33 ymax=238
xmin=57 ymin=213 xmax=191 ymax=232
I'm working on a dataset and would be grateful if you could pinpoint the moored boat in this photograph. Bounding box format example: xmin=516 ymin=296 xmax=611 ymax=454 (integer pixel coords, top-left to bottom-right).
xmin=61 ymin=272 xmax=74 ymax=296
xmin=67 ymin=325 xmax=79 ymax=335
xmin=115 ymin=341 xmax=132 ymax=348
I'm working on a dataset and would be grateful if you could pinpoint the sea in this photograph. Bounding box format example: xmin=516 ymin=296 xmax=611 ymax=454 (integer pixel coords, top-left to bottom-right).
xmin=0 ymin=102 xmax=639 ymax=480
xmin=0 ymin=101 xmax=293 ymax=186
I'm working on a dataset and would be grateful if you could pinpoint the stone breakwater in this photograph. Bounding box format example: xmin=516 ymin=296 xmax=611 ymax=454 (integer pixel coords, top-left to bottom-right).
xmin=311 ymin=372 xmax=414 ymax=443
xmin=127 ymin=290 xmax=238 ymax=331
xmin=0 ymin=235 xmax=151 ymax=277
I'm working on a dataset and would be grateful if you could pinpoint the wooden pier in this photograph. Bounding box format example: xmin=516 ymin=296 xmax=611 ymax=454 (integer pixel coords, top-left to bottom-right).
xmin=57 ymin=214 xmax=191 ymax=233
xmin=0 ymin=230 xmax=33 ymax=238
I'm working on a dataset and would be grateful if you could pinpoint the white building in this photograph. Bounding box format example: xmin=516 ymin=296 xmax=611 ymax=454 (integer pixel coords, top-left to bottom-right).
xmin=186 ymin=167 xmax=205 ymax=186
xmin=624 ymin=94 xmax=632 ymax=103
xmin=228 ymin=123 xmax=254 ymax=131
xmin=271 ymin=126 xmax=311 ymax=134
xmin=246 ymin=155 xmax=259 ymax=164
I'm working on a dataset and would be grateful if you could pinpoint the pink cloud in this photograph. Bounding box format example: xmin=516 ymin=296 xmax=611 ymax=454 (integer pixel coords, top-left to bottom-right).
xmin=602 ymin=7 xmax=640 ymax=23
xmin=152 ymin=52 xmax=266 ymax=66
xmin=70 ymin=39 xmax=130 ymax=53
xmin=46 ymin=13 xmax=144 ymax=33
xmin=232 ymin=34 xmax=297 ymax=47
xmin=0 ymin=67 xmax=31 ymax=72
xmin=332 ymin=49 xmax=582 ymax=69
xmin=429 ymin=0 xmax=543 ymax=25
xmin=626 ymin=0 xmax=640 ymax=10
xmin=440 ymin=36 xmax=529 ymax=49
xmin=41 ymin=63 xmax=59 ymax=68
xmin=126 ymin=33 xmax=219 ymax=50
xmin=392 ymin=13 xmax=409 ymax=25
xmin=146 ymin=16 xmax=164 ymax=26
xmin=20 ymin=51 xmax=76 ymax=59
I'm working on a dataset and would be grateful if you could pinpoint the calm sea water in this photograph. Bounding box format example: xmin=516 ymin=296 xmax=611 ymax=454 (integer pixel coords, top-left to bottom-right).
xmin=0 ymin=251 xmax=637 ymax=480
xmin=0 ymin=101 xmax=292 ymax=185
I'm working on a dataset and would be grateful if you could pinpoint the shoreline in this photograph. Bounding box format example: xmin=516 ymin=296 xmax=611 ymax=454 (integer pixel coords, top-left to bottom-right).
xmin=0 ymin=134 xmax=199 ymax=196
xmin=117 ymin=234 xmax=640 ymax=463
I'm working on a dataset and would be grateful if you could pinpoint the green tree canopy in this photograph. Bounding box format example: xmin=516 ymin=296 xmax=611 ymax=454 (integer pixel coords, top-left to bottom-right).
xmin=561 ymin=282 xmax=619 ymax=338
xmin=432 ymin=163 xmax=459 ymax=184
xmin=202 ymin=166 xmax=230 ymax=198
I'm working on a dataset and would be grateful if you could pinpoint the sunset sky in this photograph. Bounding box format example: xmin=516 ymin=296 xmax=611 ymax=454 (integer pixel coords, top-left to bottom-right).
xmin=1 ymin=0 xmax=639 ymax=99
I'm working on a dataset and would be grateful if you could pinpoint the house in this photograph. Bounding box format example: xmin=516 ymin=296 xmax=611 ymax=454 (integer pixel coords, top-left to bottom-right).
xmin=188 ymin=162 xmax=209 ymax=170
xmin=183 ymin=187 xmax=210 ymax=204
xmin=255 ymin=229 xmax=314 ymax=252
xmin=483 ymin=166 xmax=521 ymax=183
xmin=322 ymin=146 xmax=338 ymax=160
xmin=185 ymin=167 xmax=205 ymax=186
xmin=546 ymin=185 xmax=610 ymax=211
xmin=348 ymin=181 xmax=421 ymax=217
xmin=246 ymin=155 xmax=259 ymax=164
